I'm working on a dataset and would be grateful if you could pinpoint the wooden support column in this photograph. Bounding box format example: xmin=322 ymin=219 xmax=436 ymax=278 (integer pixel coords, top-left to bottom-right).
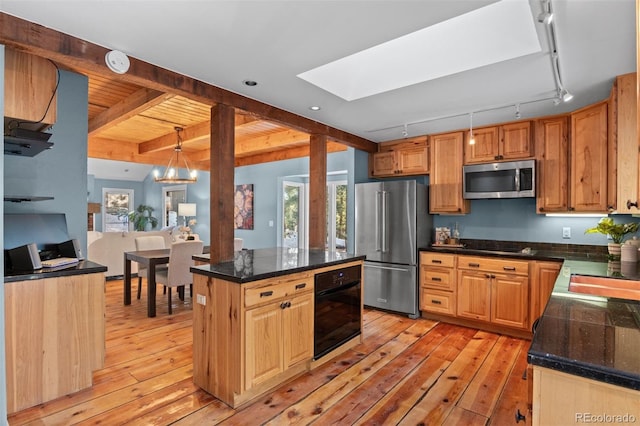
xmin=308 ymin=134 xmax=328 ymax=249
xmin=210 ymin=104 xmax=236 ymax=263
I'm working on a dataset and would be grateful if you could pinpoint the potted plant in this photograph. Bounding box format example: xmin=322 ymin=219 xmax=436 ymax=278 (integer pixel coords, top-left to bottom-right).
xmin=127 ymin=204 xmax=158 ymax=231
xmin=584 ymin=217 xmax=639 ymax=259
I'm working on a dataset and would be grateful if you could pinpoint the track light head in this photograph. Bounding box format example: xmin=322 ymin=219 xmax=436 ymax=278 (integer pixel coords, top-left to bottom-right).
xmin=401 ymin=124 xmax=408 ymax=138
xmin=537 ymin=11 xmax=554 ymax=25
xmin=560 ymin=89 xmax=573 ymax=102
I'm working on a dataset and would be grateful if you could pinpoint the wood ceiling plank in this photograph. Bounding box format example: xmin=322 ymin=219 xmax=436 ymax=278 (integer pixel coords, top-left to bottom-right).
xmin=88 ymin=137 xmax=169 ymax=165
xmin=88 ymin=88 xmax=174 ymax=135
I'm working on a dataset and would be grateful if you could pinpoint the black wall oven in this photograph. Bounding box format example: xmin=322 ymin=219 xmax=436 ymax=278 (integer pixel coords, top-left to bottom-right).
xmin=314 ymin=264 xmax=362 ymax=360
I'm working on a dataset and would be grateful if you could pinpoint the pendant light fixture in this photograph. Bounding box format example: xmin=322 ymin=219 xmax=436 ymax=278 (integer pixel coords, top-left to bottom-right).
xmin=154 ymin=127 xmax=197 ymax=184
xmin=469 ymin=112 xmax=475 ymax=145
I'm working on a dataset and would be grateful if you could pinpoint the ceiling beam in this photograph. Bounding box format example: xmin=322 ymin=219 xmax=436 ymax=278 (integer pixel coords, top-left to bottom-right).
xmin=88 ymin=87 xmax=174 ymax=135
xmin=0 ymin=13 xmax=377 ymax=153
xmin=233 ymin=142 xmax=347 ymax=167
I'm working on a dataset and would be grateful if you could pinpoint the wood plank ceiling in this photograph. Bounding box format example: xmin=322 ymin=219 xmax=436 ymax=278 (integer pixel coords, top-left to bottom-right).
xmin=82 ymin=68 xmax=348 ymax=170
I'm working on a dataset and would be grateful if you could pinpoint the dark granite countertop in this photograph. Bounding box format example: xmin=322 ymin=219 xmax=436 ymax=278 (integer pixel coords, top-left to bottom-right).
xmin=527 ymin=259 xmax=640 ymax=391
xmin=420 ymin=245 xmax=607 ymax=263
xmin=4 ymin=260 xmax=108 ymax=283
xmin=191 ymin=247 xmax=365 ymax=283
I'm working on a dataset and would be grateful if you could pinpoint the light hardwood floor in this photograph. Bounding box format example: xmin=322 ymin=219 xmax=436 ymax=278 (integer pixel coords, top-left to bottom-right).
xmin=8 ymin=278 xmax=532 ymax=425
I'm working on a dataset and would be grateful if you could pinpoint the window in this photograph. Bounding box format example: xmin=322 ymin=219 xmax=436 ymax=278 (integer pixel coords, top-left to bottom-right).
xmin=102 ymin=188 xmax=134 ymax=232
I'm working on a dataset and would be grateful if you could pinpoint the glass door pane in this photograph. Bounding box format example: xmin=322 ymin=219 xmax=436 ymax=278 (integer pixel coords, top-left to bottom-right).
xmin=326 ymin=181 xmax=347 ymax=251
xmin=283 ymin=181 xmax=305 ymax=248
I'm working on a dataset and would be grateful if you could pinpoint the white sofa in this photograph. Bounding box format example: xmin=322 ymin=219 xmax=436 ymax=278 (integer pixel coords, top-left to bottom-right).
xmin=87 ymin=229 xmax=178 ymax=278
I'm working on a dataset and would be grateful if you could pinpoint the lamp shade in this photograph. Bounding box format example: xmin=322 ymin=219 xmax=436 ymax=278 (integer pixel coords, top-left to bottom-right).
xmin=178 ymin=203 xmax=196 ymax=217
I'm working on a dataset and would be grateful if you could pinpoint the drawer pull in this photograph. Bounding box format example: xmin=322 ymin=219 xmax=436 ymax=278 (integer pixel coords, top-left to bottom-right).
xmin=468 ymin=263 xmax=480 ymax=268
xmin=431 ymin=299 xmax=442 ymax=305
xmin=503 ymin=266 xmax=516 ymax=271
xmin=295 ymin=283 xmax=306 ymax=290
xmin=431 ymin=277 xmax=442 ymax=282
xmin=431 ymin=259 xmax=442 ymax=264
xmin=260 ymin=290 xmax=274 ymax=298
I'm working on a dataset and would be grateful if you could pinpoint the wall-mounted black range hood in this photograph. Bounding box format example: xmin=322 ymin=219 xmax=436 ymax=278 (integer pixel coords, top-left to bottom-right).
xmin=4 ymin=129 xmax=54 ymax=157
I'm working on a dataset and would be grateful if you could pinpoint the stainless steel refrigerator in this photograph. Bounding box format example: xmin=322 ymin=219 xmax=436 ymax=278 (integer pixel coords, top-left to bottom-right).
xmin=355 ymin=181 xmax=431 ymax=318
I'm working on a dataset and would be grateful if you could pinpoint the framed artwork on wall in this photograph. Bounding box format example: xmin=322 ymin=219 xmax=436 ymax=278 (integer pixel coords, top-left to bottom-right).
xmin=234 ymin=184 xmax=254 ymax=230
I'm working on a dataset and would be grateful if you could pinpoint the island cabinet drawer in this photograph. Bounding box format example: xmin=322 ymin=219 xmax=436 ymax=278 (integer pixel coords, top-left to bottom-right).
xmin=244 ymin=275 xmax=314 ymax=308
xmin=421 ymin=268 xmax=455 ymax=291
xmin=457 ymin=255 xmax=529 ymax=276
xmin=421 ymin=252 xmax=455 ymax=268
xmin=421 ymin=288 xmax=456 ymax=316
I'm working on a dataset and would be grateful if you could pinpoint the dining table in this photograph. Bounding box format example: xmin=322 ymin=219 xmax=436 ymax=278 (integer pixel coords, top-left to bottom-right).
xmin=124 ymin=248 xmax=170 ymax=317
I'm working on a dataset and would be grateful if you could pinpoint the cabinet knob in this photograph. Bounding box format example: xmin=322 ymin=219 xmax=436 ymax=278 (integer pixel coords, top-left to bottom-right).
xmin=515 ymin=409 xmax=526 ymax=423
xmin=627 ymin=200 xmax=638 ymax=210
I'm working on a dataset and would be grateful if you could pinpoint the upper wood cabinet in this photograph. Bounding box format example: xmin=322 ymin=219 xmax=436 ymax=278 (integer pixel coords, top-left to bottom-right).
xmin=570 ymin=101 xmax=611 ymax=212
xmin=464 ymin=121 xmax=533 ymax=164
xmin=611 ymin=73 xmax=639 ymax=213
xmin=429 ymin=131 xmax=470 ymax=214
xmin=370 ymin=137 xmax=429 ymax=177
xmin=536 ymin=115 xmax=570 ymax=213
xmin=4 ymin=48 xmax=57 ymax=125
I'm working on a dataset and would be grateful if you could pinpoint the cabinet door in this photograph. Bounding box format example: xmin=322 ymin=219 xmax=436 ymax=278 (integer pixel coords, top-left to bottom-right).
xmin=370 ymin=151 xmax=397 ymax=177
xmin=429 ymin=132 xmax=470 ymax=214
xmin=4 ymin=48 xmax=58 ymax=125
xmin=245 ymin=302 xmax=283 ymax=389
xmin=491 ymin=273 xmax=529 ymax=330
xmin=457 ymin=270 xmax=490 ymax=322
xmin=501 ymin=121 xmax=533 ymax=160
xmin=536 ymin=116 xmax=569 ymax=213
xmin=282 ymin=293 xmax=314 ymax=368
xmin=613 ymin=73 xmax=639 ymax=213
xmin=571 ymin=102 xmax=609 ymax=212
xmin=398 ymin=147 xmax=429 ymax=174
xmin=530 ymin=261 xmax=562 ymax=329
xmin=464 ymin=127 xmax=500 ymax=163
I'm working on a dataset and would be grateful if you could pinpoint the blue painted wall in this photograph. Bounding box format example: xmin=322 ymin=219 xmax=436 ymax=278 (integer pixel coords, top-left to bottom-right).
xmin=432 ymin=197 xmax=640 ymax=246
xmin=4 ymin=69 xmax=89 ymax=252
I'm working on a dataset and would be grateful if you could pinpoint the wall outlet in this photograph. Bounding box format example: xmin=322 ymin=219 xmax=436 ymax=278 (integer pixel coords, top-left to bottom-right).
xmin=196 ymin=294 xmax=206 ymax=306
xmin=562 ymin=227 xmax=571 ymax=239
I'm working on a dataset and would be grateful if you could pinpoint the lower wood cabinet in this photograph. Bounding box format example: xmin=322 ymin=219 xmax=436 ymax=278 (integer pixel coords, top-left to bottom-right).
xmin=193 ymin=260 xmax=363 ymax=409
xmin=4 ymin=272 xmax=106 ymax=414
xmin=245 ymin=291 xmax=313 ymax=389
xmin=530 ymin=261 xmax=562 ymax=329
xmin=420 ymin=252 xmax=533 ymax=333
xmin=532 ymin=366 xmax=640 ymax=426
xmin=419 ymin=252 xmax=457 ymax=316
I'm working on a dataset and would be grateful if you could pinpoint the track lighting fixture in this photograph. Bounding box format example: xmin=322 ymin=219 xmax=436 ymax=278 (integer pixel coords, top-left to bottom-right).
xmin=469 ymin=112 xmax=475 ymax=145
xmin=515 ymin=104 xmax=521 ymax=119
xmin=401 ymin=124 xmax=408 ymax=138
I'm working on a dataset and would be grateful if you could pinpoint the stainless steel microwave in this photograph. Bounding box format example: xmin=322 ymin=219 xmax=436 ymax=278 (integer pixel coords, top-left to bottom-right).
xmin=463 ymin=159 xmax=535 ymax=199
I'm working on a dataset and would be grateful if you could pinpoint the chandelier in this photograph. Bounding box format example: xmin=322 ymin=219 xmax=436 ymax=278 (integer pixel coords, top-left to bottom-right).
xmin=154 ymin=126 xmax=197 ymax=184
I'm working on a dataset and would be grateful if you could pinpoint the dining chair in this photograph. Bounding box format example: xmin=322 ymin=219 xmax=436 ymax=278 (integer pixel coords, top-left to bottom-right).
xmin=134 ymin=235 xmax=167 ymax=299
xmin=155 ymin=240 xmax=204 ymax=314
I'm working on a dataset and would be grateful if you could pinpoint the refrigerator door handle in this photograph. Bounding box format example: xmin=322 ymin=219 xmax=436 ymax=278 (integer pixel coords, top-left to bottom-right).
xmin=365 ymin=263 xmax=412 ymax=273
xmin=375 ymin=191 xmax=382 ymax=252
xmin=381 ymin=191 xmax=387 ymax=253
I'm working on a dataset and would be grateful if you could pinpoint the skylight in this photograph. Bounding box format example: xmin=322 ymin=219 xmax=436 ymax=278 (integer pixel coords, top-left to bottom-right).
xmin=297 ymin=0 xmax=541 ymax=101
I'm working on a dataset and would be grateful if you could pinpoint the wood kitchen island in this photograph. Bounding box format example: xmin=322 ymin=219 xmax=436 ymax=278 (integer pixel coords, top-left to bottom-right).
xmin=190 ymin=247 xmax=365 ymax=408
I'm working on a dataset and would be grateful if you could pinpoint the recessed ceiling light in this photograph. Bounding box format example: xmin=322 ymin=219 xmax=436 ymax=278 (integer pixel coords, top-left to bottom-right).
xmin=243 ymin=80 xmax=258 ymax=87
xmin=309 ymin=106 xmax=321 ymax=111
